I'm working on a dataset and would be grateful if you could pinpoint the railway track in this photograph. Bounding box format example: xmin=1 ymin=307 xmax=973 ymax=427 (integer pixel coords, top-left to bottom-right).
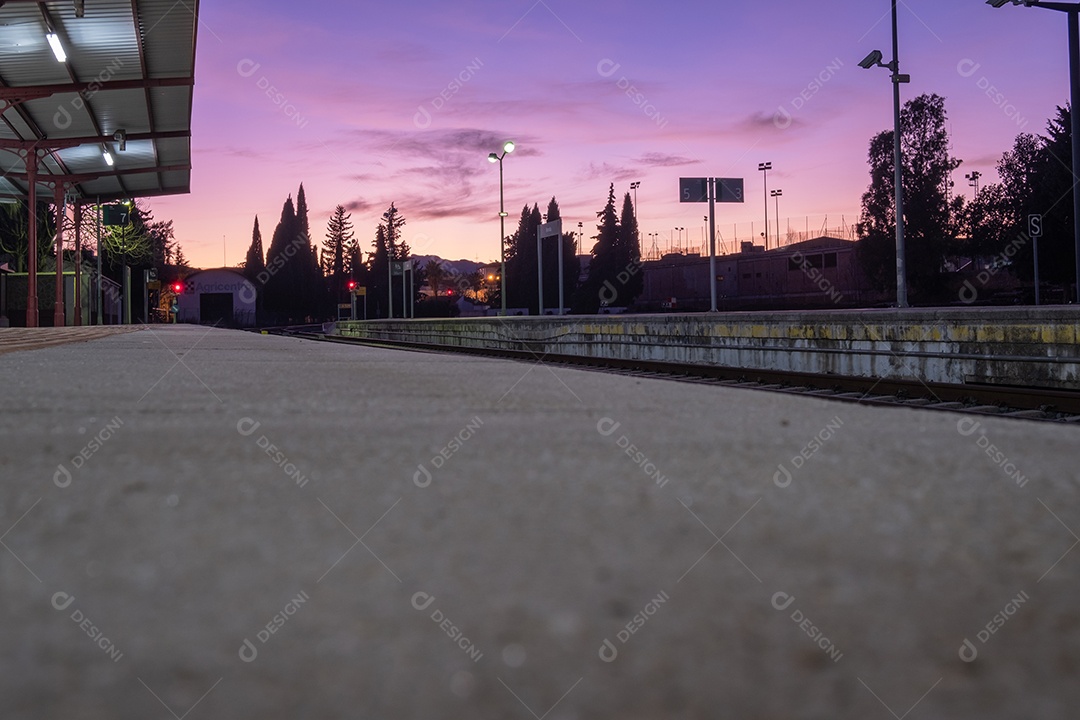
xmin=267 ymin=325 xmax=1080 ymax=424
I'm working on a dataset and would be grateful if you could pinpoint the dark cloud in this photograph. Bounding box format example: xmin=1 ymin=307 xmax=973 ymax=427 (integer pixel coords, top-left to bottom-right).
xmin=580 ymin=162 xmax=639 ymax=183
xmin=344 ymin=198 xmax=376 ymax=214
xmin=632 ymin=152 xmax=701 ymax=167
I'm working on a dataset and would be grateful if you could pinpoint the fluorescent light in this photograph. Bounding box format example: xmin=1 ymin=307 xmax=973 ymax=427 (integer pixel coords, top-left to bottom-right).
xmin=46 ymin=33 xmax=66 ymax=63
xmin=102 ymin=150 xmax=114 ymax=166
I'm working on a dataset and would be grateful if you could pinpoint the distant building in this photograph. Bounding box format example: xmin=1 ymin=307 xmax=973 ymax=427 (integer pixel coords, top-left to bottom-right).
xmin=639 ymin=237 xmax=881 ymax=311
xmin=175 ymin=268 xmax=256 ymax=326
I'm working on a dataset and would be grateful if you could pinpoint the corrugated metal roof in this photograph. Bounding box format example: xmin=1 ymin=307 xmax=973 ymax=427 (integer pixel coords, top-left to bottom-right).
xmin=0 ymin=0 xmax=198 ymax=203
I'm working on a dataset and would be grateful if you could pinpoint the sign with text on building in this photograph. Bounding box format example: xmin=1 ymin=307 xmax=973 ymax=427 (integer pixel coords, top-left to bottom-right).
xmin=679 ymin=178 xmax=709 ymax=203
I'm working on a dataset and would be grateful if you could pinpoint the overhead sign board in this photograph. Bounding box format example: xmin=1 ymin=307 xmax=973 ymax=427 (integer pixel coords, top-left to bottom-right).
xmin=679 ymin=177 xmax=709 ymax=203
xmin=102 ymin=204 xmax=131 ymax=226
xmin=715 ymin=178 xmax=745 ymax=203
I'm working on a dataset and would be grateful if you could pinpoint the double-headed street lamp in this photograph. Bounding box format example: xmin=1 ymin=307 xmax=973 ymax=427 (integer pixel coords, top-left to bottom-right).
xmin=758 ymin=162 xmax=772 ymax=249
xmin=860 ymin=0 xmax=911 ymax=308
xmin=488 ymin=140 xmax=515 ymax=315
xmin=771 ymin=189 xmax=783 ymax=247
xmin=988 ymin=0 xmax=1080 ymax=302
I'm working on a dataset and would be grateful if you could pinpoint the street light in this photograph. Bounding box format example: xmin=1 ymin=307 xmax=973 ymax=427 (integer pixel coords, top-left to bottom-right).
xmin=966 ymin=171 xmax=982 ymax=198
xmin=859 ymin=0 xmax=911 ymax=307
xmin=758 ymin=162 xmax=772 ymax=250
xmin=487 ymin=140 xmax=515 ymax=314
xmin=675 ymin=227 xmax=685 ymax=252
xmin=771 ymin=189 xmax=783 ymax=248
xmin=988 ymin=0 xmax=1080 ymax=302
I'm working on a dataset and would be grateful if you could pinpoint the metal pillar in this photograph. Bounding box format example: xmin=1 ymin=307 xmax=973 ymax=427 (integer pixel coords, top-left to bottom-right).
xmin=53 ymin=185 xmax=66 ymax=326
xmin=25 ymin=151 xmax=38 ymax=327
xmin=74 ymin=203 xmax=82 ymax=325
xmin=892 ymin=0 xmax=909 ymax=307
xmin=96 ymin=198 xmax=103 ymax=325
xmin=708 ymin=181 xmax=717 ymax=312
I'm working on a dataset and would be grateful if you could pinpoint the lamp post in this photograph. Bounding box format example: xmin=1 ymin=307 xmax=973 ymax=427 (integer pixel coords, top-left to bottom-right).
xmin=771 ymin=189 xmax=783 ymax=248
xmin=488 ymin=140 xmax=515 ymax=315
xmin=577 ymin=221 xmax=583 ymax=255
xmin=758 ymin=162 xmax=772 ymax=250
xmin=859 ymin=0 xmax=911 ymax=307
xmin=675 ymin=227 xmax=685 ymax=253
xmin=988 ymin=0 xmax=1080 ymax=301
xmin=966 ymin=170 xmax=982 ymax=198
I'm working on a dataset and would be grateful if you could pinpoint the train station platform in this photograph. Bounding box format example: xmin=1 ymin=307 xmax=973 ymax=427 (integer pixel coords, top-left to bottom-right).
xmin=1 ymin=325 xmax=1077 ymax=719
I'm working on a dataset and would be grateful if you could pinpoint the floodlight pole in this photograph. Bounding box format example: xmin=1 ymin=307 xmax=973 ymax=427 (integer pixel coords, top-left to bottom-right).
xmin=891 ymin=0 xmax=909 ymax=308
xmin=499 ymin=157 xmax=507 ymax=315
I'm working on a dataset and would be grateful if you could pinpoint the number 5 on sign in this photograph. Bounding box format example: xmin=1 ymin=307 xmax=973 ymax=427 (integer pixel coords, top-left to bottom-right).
xmin=679 ymin=178 xmax=708 ymax=203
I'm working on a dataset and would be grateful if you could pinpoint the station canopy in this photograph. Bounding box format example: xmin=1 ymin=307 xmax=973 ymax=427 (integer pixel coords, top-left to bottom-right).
xmin=0 ymin=0 xmax=198 ymax=203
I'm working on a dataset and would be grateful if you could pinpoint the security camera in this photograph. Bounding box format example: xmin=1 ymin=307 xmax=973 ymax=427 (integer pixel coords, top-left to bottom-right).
xmin=113 ymin=129 xmax=126 ymax=151
xmin=858 ymin=50 xmax=884 ymax=70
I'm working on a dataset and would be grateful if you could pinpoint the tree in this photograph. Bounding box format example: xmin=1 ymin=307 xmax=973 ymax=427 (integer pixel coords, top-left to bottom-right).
xmin=323 ymin=205 xmax=354 ymax=297
xmin=425 ymin=259 xmax=447 ymax=298
xmin=294 ymin=183 xmax=327 ymax=317
xmin=263 ymin=195 xmax=301 ymax=321
xmin=857 ymin=93 xmax=962 ymax=301
xmin=576 ymin=184 xmax=620 ymax=313
xmin=1003 ymin=108 xmax=1074 ymax=285
xmin=504 ymin=203 xmax=542 ymax=311
xmin=614 ymin=192 xmax=643 ymax=305
xmin=0 ymin=199 xmax=56 ymax=273
xmin=244 ymin=215 xmax=265 ymax=282
xmin=380 ymin=203 xmax=408 ymax=317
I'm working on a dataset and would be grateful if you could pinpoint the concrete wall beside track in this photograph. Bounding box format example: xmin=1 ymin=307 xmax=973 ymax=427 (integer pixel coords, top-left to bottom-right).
xmin=335 ymin=308 xmax=1080 ymax=390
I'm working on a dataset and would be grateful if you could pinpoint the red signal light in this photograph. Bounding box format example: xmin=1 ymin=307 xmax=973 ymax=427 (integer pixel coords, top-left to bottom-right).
xmin=347 ymin=280 xmax=357 ymax=290
xmin=172 ymin=282 xmax=183 ymax=293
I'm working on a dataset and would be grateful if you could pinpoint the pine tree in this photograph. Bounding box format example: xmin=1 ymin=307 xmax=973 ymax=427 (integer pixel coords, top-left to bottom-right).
xmin=504 ymin=203 xmax=542 ymax=311
xmin=369 ymin=225 xmax=389 ymax=318
xmin=615 ymin=192 xmax=643 ymax=305
xmin=244 ymin=215 xmax=265 ymax=282
xmin=263 ymin=195 xmax=299 ymax=321
xmin=377 ymin=204 xmax=407 ymax=317
xmin=323 ymin=205 xmax=354 ymax=298
xmin=576 ymin=184 xmax=620 ymax=313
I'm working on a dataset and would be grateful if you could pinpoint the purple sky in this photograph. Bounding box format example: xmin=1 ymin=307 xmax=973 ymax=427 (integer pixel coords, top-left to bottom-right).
xmin=153 ymin=0 xmax=1073 ymax=267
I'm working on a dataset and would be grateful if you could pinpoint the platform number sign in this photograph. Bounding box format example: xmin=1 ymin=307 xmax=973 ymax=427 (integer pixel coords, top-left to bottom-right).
xmin=679 ymin=177 xmax=709 ymax=203
xmin=102 ymin=204 xmax=131 ymax=227
xmin=715 ymin=178 xmax=744 ymax=203
xmin=1028 ymin=214 xmax=1043 ymax=238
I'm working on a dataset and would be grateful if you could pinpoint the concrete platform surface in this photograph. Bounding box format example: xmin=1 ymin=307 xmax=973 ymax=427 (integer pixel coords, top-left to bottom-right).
xmin=1 ymin=325 xmax=1077 ymax=719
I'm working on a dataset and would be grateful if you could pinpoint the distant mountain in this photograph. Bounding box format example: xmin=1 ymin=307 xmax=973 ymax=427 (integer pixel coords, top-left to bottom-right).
xmin=411 ymin=255 xmax=488 ymax=277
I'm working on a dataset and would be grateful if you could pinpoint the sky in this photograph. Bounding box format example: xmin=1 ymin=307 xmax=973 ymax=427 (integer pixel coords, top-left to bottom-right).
xmin=151 ymin=0 xmax=1075 ymax=268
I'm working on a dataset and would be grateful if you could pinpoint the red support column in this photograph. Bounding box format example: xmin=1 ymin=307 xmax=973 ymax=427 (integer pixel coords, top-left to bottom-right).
xmin=53 ymin=185 xmax=66 ymax=327
xmin=74 ymin=203 xmax=82 ymax=326
xmin=25 ymin=150 xmax=38 ymax=327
